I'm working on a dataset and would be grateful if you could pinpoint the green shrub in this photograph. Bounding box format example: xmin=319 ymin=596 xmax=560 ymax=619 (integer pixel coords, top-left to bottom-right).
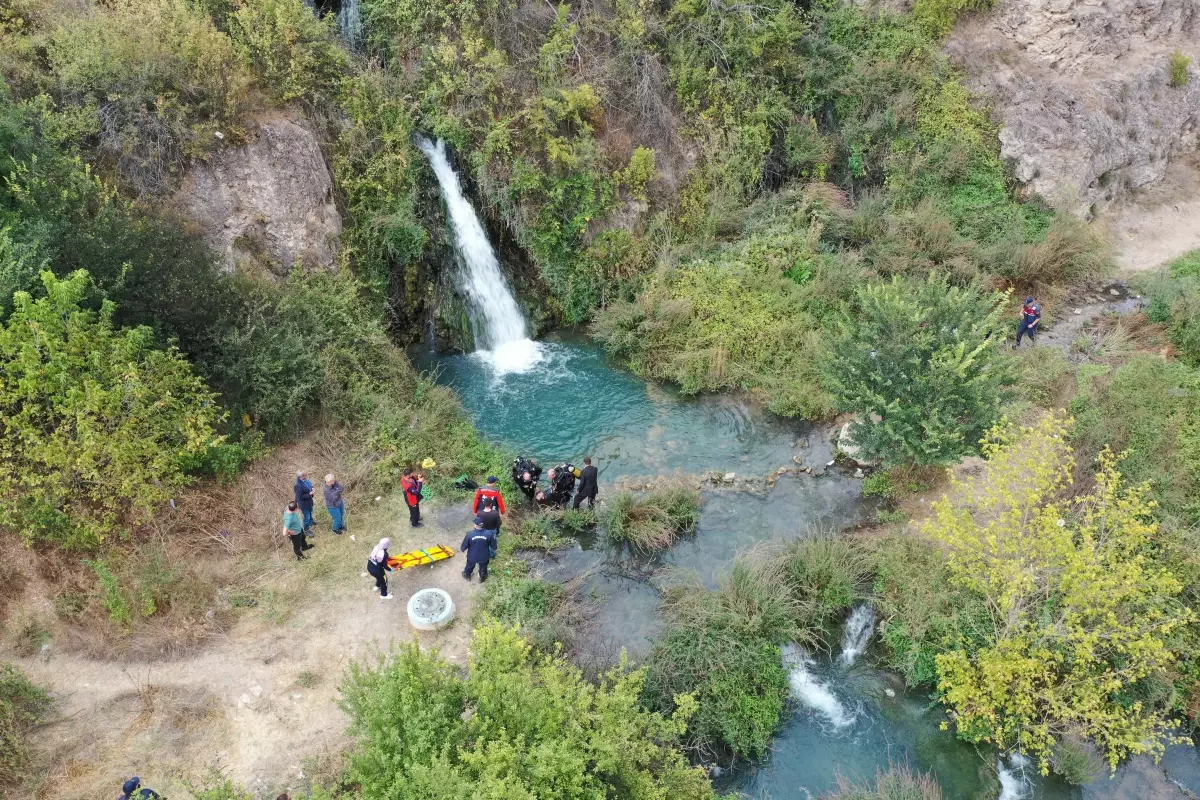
xmin=1012 ymin=346 xmax=1072 ymax=409
xmin=0 ymin=271 xmax=224 ymax=547
xmin=476 ymin=577 xmax=572 ymax=653
xmin=779 ymin=534 xmax=870 ymax=637
xmin=861 ymin=472 xmax=898 ymax=500
xmin=912 ymin=0 xmax=993 ymax=38
xmin=1170 ymin=49 xmax=1192 ymax=88
xmin=229 ymin=0 xmax=348 ymax=106
xmin=602 ymin=485 xmax=700 ymax=552
xmin=825 ymin=764 xmax=943 ymax=800
xmin=340 ymin=623 xmax=715 ymax=800
xmin=822 ymin=273 xmax=1015 ymax=468
xmin=1052 ymin=738 xmax=1103 ymax=786
xmin=0 ymin=663 xmax=51 ymax=788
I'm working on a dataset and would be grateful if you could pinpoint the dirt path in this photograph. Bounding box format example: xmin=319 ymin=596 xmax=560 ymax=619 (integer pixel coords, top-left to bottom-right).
xmin=11 ymin=496 xmax=483 ymax=800
xmin=1100 ymin=154 xmax=1200 ymax=273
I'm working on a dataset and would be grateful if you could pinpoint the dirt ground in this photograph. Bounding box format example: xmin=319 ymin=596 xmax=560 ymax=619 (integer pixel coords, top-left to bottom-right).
xmin=1099 ymin=154 xmax=1200 ymax=272
xmin=6 ymin=491 xmax=484 ymax=800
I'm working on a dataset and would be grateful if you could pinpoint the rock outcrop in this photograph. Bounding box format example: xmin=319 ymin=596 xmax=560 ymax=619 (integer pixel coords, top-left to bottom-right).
xmin=174 ymin=115 xmax=341 ymax=276
xmin=946 ymin=0 xmax=1200 ymax=217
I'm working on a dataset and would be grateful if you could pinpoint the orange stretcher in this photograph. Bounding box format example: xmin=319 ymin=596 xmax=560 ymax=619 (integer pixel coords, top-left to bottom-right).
xmin=387 ymin=545 xmax=455 ymax=570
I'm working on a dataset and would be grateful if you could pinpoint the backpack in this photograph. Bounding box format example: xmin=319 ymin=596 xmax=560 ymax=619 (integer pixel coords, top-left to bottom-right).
xmin=453 ymin=475 xmax=478 ymax=491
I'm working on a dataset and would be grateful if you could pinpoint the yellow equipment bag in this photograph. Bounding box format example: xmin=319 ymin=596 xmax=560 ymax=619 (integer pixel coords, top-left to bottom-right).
xmin=387 ymin=545 xmax=455 ymax=570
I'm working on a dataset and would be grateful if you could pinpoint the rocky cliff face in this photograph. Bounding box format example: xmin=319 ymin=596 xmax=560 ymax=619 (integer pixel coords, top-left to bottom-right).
xmin=174 ymin=115 xmax=342 ymax=276
xmin=946 ymin=0 xmax=1199 ymax=218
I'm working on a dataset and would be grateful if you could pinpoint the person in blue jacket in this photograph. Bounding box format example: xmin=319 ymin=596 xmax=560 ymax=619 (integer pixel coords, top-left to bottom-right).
xmin=293 ymin=471 xmax=316 ymax=533
xmin=117 ymin=777 xmax=160 ymax=799
xmin=461 ymin=516 xmax=497 ymax=583
xmin=1016 ymin=296 xmax=1041 ymax=346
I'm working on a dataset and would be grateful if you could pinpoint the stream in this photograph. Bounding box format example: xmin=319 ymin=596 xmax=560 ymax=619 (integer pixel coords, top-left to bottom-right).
xmin=416 ymin=138 xmax=1200 ymax=800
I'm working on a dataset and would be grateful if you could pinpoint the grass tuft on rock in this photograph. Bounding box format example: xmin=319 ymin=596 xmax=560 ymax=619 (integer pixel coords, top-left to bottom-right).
xmin=602 ymin=485 xmax=700 ymax=552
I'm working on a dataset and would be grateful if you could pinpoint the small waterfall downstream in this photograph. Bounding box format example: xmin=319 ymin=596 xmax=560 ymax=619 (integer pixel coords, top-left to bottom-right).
xmin=838 ymin=603 xmax=876 ymax=666
xmin=782 ymin=645 xmax=855 ymax=727
xmin=336 ymin=0 xmax=363 ymax=50
xmin=997 ymin=753 xmax=1032 ymax=800
xmin=417 ymin=137 xmax=541 ymax=374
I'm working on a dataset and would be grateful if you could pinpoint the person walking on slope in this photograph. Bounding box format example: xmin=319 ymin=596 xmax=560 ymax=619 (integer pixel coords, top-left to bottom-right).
xmin=283 ymin=501 xmax=313 ymax=561
xmin=1016 ymin=295 xmax=1041 ymax=346
xmin=461 ymin=517 xmax=497 ymax=583
xmin=478 ymin=495 xmax=501 ymax=536
xmin=367 ymin=538 xmax=395 ymax=600
xmin=324 ymin=473 xmax=346 ymax=534
xmin=294 ymin=470 xmax=316 ymax=533
xmin=573 ymin=457 xmax=598 ymax=509
xmin=117 ymin=777 xmax=160 ymax=799
xmin=401 ymin=468 xmax=424 ymax=527
xmin=472 ymin=476 xmax=506 ymax=515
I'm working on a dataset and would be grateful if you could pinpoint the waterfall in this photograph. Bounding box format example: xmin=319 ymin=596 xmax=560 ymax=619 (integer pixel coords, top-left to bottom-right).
xmin=782 ymin=645 xmax=855 ymax=727
xmin=837 ymin=603 xmax=876 ymax=667
xmin=997 ymin=753 xmax=1032 ymax=800
xmin=417 ymin=137 xmax=542 ymax=374
xmin=336 ymin=0 xmax=363 ymax=50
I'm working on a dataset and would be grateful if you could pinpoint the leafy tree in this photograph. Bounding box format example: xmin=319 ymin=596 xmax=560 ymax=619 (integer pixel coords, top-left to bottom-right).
xmin=229 ymin=0 xmax=348 ymax=107
xmin=926 ymin=415 xmax=1194 ymax=771
xmin=822 ymin=273 xmax=1014 ymax=467
xmin=0 ymin=270 xmax=223 ymax=547
xmin=340 ymin=623 xmax=715 ymax=800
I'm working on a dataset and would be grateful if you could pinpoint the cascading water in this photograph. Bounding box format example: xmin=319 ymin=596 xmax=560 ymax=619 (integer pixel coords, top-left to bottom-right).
xmin=838 ymin=603 xmax=876 ymax=666
xmin=336 ymin=0 xmax=363 ymax=50
xmin=781 ymin=644 xmax=855 ymax=727
xmin=997 ymin=753 xmax=1032 ymax=800
xmin=417 ymin=137 xmax=541 ymax=374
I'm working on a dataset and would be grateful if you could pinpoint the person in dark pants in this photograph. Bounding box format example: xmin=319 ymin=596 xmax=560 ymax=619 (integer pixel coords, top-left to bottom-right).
xmin=512 ymin=456 xmax=542 ymax=505
xmin=401 ymin=468 xmax=424 ymax=527
xmin=294 ymin=470 xmax=316 ymax=533
xmin=1016 ymin=296 xmax=1041 ymax=346
xmin=573 ymin=457 xmax=598 ymax=509
xmin=478 ymin=496 xmax=501 ymax=536
xmin=472 ymin=476 xmax=507 ymax=515
xmin=118 ymin=777 xmax=161 ymax=799
xmin=323 ymin=473 xmax=346 ymax=534
xmin=283 ymin=501 xmax=312 ymax=560
xmin=461 ymin=517 xmax=497 ymax=582
xmin=367 ymin=538 xmax=395 ymax=600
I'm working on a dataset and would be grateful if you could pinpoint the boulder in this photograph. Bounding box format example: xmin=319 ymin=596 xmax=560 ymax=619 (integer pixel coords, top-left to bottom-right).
xmin=837 ymin=421 xmax=881 ymax=467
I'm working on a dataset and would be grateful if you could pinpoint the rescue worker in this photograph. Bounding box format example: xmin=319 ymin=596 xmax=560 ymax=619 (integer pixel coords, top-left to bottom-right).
xmin=324 ymin=473 xmax=346 ymax=535
xmin=401 ymin=468 xmax=424 ymax=527
xmin=478 ymin=496 xmax=501 ymax=536
xmin=461 ymin=516 xmax=497 ymax=582
xmin=512 ymin=457 xmax=542 ymax=504
xmin=1016 ymin=295 xmax=1041 ymax=346
xmin=472 ymin=476 xmax=506 ymax=515
xmin=367 ymin=538 xmax=395 ymax=600
xmin=283 ymin=501 xmax=312 ymax=561
xmin=573 ymin=457 xmax=598 ymax=509
xmin=536 ymin=464 xmax=577 ymax=507
xmin=293 ymin=470 xmax=316 ymax=533
xmin=117 ymin=777 xmax=161 ymax=799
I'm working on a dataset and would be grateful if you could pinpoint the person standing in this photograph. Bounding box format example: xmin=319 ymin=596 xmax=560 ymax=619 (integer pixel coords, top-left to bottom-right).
xmin=472 ymin=476 xmax=506 ymax=515
xmin=1016 ymin=295 xmax=1041 ymax=346
xmin=324 ymin=473 xmax=346 ymax=535
xmin=401 ymin=468 xmax=424 ymax=527
xmin=478 ymin=496 xmax=501 ymax=536
xmin=118 ymin=777 xmax=161 ymax=799
xmin=283 ymin=501 xmax=312 ymax=560
xmin=294 ymin=470 xmax=316 ymax=533
xmin=461 ymin=517 xmax=497 ymax=582
xmin=366 ymin=538 xmax=395 ymax=600
xmin=573 ymin=457 xmax=598 ymax=509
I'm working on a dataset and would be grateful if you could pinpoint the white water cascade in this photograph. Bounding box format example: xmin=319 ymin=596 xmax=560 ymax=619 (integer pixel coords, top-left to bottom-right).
xmin=336 ymin=0 xmax=363 ymax=50
xmin=997 ymin=753 xmax=1032 ymax=800
xmin=782 ymin=645 xmax=855 ymax=727
xmin=838 ymin=603 xmax=876 ymax=667
xmin=417 ymin=137 xmax=542 ymax=374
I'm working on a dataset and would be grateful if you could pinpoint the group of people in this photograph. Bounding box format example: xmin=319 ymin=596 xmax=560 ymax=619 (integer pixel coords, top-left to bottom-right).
xmin=512 ymin=456 xmax=598 ymax=509
xmin=281 ymin=471 xmax=347 ymax=561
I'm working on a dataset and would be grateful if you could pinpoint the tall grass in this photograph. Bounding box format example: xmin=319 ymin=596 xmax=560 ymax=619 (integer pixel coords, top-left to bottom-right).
xmin=825 ymin=765 xmax=943 ymax=800
xmin=0 ymin=664 xmax=51 ymax=787
xmin=602 ymin=485 xmax=700 ymax=552
xmin=779 ymin=534 xmax=871 ymax=640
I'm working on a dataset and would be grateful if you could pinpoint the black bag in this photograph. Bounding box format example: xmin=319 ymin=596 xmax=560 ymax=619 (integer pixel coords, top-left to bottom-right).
xmin=453 ymin=475 xmax=478 ymax=491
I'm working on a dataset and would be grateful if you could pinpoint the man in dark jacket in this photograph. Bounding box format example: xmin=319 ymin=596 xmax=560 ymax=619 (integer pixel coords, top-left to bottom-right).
xmin=118 ymin=777 xmax=161 ymax=799
xmin=294 ymin=470 xmax=316 ymax=533
xmin=478 ymin=496 xmax=501 ymax=536
xmin=1016 ymin=296 xmax=1041 ymax=346
xmin=573 ymin=457 xmax=598 ymax=509
xmin=461 ymin=517 xmax=497 ymax=582
xmin=323 ymin=473 xmax=346 ymax=535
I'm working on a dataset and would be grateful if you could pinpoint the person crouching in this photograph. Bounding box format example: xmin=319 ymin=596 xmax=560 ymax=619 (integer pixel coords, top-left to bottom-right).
xmin=461 ymin=516 xmax=496 ymax=583
xmin=367 ymin=538 xmax=395 ymax=600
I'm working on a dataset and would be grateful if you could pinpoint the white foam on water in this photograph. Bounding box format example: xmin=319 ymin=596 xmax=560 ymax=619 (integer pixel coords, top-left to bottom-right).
xmin=782 ymin=644 xmax=856 ymax=727
xmin=997 ymin=753 xmax=1032 ymax=800
xmin=418 ymin=137 xmax=538 ymax=374
xmin=838 ymin=603 xmax=877 ymax=667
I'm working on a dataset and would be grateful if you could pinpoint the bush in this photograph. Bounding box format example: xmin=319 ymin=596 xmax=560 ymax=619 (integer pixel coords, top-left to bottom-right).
xmin=779 ymin=534 xmax=870 ymax=637
xmin=1012 ymin=346 xmax=1072 ymax=409
xmin=0 ymin=270 xmax=224 ymax=547
xmin=825 ymin=764 xmax=943 ymax=800
xmin=0 ymin=663 xmax=51 ymax=788
xmin=822 ymin=273 xmax=1015 ymax=468
xmin=229 ymin=0 xmax=349 ymax=106
xmin=340 ymin=623 xmax=715 ymax=800
xmin=602 ymin=485 xmax=700 ymax=551
xmin=1170 ymin=49 xmax=1192 ymax=88
xmin=476 ymin=577 xmax=572 ymax=653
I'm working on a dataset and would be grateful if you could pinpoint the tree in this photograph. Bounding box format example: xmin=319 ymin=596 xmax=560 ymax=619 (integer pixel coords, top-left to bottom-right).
xmin=926 ymin=415 xmax=1194 ymax=771
xmin=0 ymin=270 xmax=223 ymax=547
xmin=340 ymin=622 xmax=715 ymax=800
xmin=822 ymin=273 xmax=1013 ymax=467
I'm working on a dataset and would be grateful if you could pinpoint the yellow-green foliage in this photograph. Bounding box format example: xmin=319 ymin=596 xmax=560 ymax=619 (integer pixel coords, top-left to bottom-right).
xmin=0 ymin=271 xmax=224 ymax=547
xmin=616 ymin=146 xmax=658 ymax=200
xmin=926 ymin=415 xmax=1194 ymax=771
xmin=0 ymin=663 xmax=51 ymax=787
xmin=1170 ymin=49 xmax=1192 ymax=88
xmin=229 ymin=0 xmax=348 ymax=106
xmin=911 ymin=0 xmax=994 ymax=38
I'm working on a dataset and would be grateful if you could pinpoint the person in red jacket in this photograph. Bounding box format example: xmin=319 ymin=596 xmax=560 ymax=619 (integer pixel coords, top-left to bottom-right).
xmin=401 ymin=468 xmax=424 ymax=527
xmin=472 ymin=476 xmax=506 ymax=515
